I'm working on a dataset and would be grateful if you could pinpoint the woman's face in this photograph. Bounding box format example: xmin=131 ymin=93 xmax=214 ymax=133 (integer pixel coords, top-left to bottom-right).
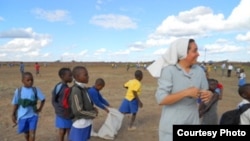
xmin=185 ymin=42 xmax=199 ymax=65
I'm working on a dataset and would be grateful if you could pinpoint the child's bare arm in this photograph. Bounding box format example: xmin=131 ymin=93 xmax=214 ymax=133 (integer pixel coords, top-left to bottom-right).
xmin=11 ymin=105 xmax=18 ymax=125
xmin=37 ymin=99 xmax=45 ymax=113
xmin=133 ymin=91 xmax=143 ymax=108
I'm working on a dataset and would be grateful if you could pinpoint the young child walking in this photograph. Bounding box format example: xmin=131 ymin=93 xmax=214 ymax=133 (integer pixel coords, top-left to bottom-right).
xmin=11 ymin=72 xmax=46 ymax=141
xmin=52 ymin=67 xmax=73 ymax=141
xmin=119 ymin=70 xmax=143 ymax=131
xmin=199 ymin=78 xmax=219 ymax=124
xmin=238 ymin=68 xmax=246 ymax=87
xmin=88 ymin=78 xmax=111 ymax=136
xmin=68 ymin=66 xmax=98 ymax=141
xmin=34 ymin=62 xmax=40 ymax=77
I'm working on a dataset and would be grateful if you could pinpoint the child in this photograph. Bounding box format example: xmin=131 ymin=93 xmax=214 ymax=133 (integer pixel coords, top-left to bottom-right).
xmin=119 ymin=70 xmax=143 ymax=131
xmin=237 ymin=83 xmax=250 ymax=124
xmin=199 ymin=78 xmax=219 ymax=124
xmin=238 ymin=68 xmax=246 ymax=87
xmin=52 ymin=67 xmax=73 ymax=141
xmin=34 ymin=62 xmax=40 ymax=76
xmin=11 ymin=72 xmax=46 ymax=141
xmin=68 ymin=66 xmax=98 ymax=141
xmin=216 ymin=80 xmax=223 ymax=100
xmin=88 ymin=78 xmax=111 ymax=113
xmin=88 ymin=78 xmax=111 ymax=136
xmin=20 ymin=62 xmax=25 ymax=74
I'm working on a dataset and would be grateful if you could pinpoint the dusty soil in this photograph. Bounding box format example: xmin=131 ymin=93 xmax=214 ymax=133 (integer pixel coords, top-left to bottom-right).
xmin=0 ymin=63 xmax=246 ymax=141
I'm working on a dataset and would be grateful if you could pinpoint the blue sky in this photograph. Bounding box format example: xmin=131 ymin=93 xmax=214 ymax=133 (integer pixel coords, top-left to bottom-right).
xmin=0 ymin=0 xmax=249 ymax=62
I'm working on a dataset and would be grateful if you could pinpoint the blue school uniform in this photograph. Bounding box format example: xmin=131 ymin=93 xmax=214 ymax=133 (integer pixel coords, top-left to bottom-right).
xmin=52 ymin=82 xmax=72 ymax=128
xmin=11 ymin=86 xmax=45 ymax=133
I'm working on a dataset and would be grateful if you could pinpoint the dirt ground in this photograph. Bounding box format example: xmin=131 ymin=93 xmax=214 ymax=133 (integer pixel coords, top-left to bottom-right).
xmin=0 ymin=62 xmax=246 ymax=141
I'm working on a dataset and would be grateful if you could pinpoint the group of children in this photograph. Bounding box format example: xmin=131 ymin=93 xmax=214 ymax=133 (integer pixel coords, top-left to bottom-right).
xmin=12 ymin=64 xmax=250 ymax=141
xmin=11 ymin=66 xmax=144 ymax=141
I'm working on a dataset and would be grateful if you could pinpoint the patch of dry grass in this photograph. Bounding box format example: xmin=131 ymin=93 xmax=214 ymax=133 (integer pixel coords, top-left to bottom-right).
xmin=0 ymin=62 xmax=249 ymax=141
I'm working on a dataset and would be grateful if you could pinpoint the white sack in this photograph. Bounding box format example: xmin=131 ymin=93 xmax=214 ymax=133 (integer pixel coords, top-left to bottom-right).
xmin=97 ymin=108 xmax=124 ymax=140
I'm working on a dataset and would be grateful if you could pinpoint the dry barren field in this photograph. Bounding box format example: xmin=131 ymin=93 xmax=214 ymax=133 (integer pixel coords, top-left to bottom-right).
xmin=0 ymin=62 xmax=248 ymax=141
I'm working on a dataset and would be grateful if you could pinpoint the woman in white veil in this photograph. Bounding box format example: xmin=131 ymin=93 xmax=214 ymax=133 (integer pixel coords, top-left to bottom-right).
xmin=147 ymin=38 xmax=212 ymax=141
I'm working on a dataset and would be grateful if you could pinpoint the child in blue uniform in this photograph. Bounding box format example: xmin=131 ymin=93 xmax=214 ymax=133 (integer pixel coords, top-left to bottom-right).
xmin=52 ymin=67 xmax=73 ymax=141
xmin=88 ymin=78 xmax=111 ymax=136
xmin=11 ymin=72 xmax=45 ymax=141
xmin=68 ymin=66 xmax=98 ymax=141
xmin=88 ymin=78 xmax=110 ymax=113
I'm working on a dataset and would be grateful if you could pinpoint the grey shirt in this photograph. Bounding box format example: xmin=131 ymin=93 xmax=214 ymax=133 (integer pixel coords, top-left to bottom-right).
xmin=155 ymin=64 xmax=208 ymax=141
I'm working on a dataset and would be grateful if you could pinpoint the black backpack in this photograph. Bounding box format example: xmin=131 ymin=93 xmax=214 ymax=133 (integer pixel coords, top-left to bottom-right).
xmin=219 ymin=103 xmax=250 ymax=125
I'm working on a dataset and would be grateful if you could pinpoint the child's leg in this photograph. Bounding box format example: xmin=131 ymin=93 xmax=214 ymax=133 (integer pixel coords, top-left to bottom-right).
xmin=129 ymin=113 xmax=136 ymax=128
xmin=58 ymin=128 xmax=66 ymax=141
xmin=128 ymin=99 xmax=138 ymax=130
xmin=28 ymin=116 xmax=38 ymax=141
xmin=28 ymin=130 xmax=36 ymax=141
xmin=65 ymin=128 xmax=71 ymax=141
xmin=24 ymin=131 xmax=29 ymax=141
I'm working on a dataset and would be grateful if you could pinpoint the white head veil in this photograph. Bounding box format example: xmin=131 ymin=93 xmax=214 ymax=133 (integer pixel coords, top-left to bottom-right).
xmin=147 ymin=38 xmax=190 ymax=78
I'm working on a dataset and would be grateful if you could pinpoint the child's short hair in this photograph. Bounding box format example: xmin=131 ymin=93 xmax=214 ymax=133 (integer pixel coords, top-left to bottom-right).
xmin=95 ymin=78 xmax=105 ymax=86
xmin=72 ymin=66 xmax=87 ymax=79
xmin=238 ymin=83 xmax=250 ymax=97
xmin=22 ymin=72 xmax=33 ymax=79
xmin=58 ymin=67 xmax=71 ymax=78
xmin=135 ymin=70 xmax=143 ymax=78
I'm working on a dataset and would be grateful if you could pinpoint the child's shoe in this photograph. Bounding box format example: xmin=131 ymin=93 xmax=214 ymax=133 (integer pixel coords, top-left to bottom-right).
xmin=127 ymin=126 xmax=136 ymax=131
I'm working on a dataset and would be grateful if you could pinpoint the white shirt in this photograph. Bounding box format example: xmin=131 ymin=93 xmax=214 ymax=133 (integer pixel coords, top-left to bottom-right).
xmin=238 ymin=99 xmax=250 ymax=125
xmin=228 ymin=65 xmax=233 ymax=70
xmin=239 ymin=72 xmax=246 ymax=79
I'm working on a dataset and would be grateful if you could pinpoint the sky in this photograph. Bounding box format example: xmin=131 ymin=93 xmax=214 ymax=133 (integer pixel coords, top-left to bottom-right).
xmin=0 ymin=0 xmax=250 ymax=63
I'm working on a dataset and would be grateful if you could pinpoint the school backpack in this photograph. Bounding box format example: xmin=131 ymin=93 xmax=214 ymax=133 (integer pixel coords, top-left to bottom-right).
xmin=219 ymin=103 xmax=250 ymax=125
xmin=52 ymin=82 xmax=74 ymax=119
xmin=17 ymin=87 xmax=38 ymax=111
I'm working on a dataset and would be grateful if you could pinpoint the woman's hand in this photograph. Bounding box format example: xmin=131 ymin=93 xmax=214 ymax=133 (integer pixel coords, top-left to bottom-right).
xmin=186 ymin=87 xmax=200 ymax=98
xmin=199 ymin=90 xmax=213 ymax=103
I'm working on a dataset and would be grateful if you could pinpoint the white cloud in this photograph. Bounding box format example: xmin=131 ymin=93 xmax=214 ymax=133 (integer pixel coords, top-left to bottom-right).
xmin=0 ymin=28 xmax=34 ymax=38
xmin=153 ymin=48 xmax=167 ymax=55
xmin=90 ymin=14 xmax=137 ymax=29
xmin=79 ymin=50 xmax=88 ymax=56
xmin=226 ymin=0 xmax=250 ymax=29
xmin=0 ymin=53 xmax=6 ymax=57
xmin=112 ymin=49 xmax=130 ymax=55
xmin=94 ymin=48 xmax=106 ymax=55
xmin=32 ymin=8 xmax=73 ymax=24
xmin=154 ymin=6 xmax=225 ymax=38
xmin=0 ymin=28 xmax=51 ymax=61
xmin=43 ymin=53 xmax=50 ymax=57
xmin=204 ymin=42 xmax=242 ymax=54
xmin=126 ymin=0 xmax=250 ymax=62
xmin=236 ymin=31 xmax=250 ymax=41
xmin=60 ymin=50 xmax=89 ymax=61
xmin=128 ymin=41 xmax=146 ymax=51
